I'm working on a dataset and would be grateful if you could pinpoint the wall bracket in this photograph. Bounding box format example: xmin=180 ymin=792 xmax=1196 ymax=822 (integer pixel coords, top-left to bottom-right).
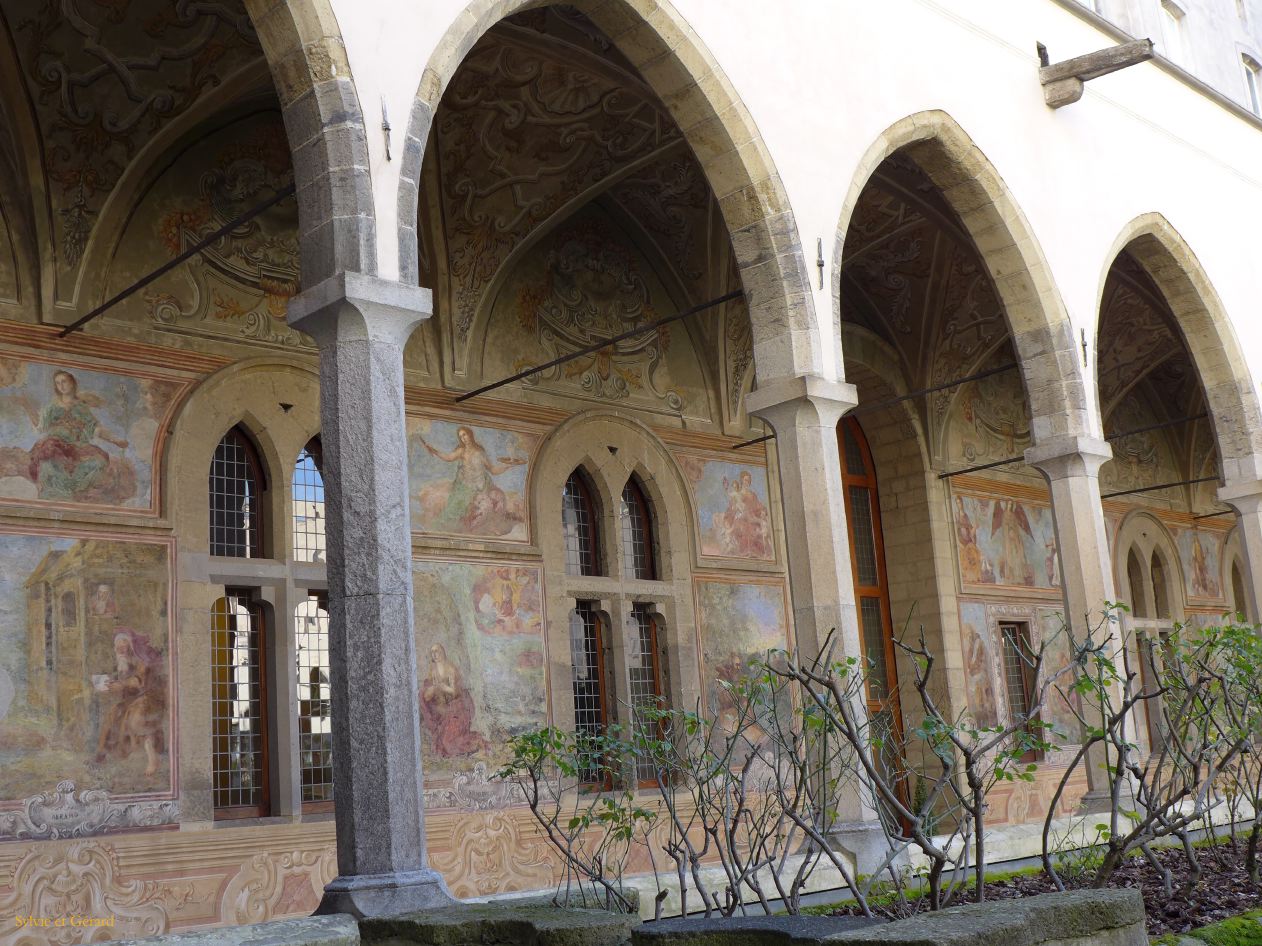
xmin=1037 ymin=38 xmax=1154 ymax=108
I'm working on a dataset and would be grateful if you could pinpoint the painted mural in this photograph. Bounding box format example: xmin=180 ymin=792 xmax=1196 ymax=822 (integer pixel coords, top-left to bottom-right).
xmin=408 ymin=418 xmax=537 ymax=541
xmin=109 ymin=112 xmax=302 ymax=349
xmin=958 ymin=601 xmax=999 ymax=729
xmin=695 ymin=580 xmax=789 ymax=737
xmin=1176 ymin=528 xmax=1223 ymax=601
xmin=953 ymin=491 xmax=1060 ymax=592
xmin=0 ymin=357 xmax=179 ymax=511
xmin=0 ymin=534 xmax=172 ymax=805
xmin=482 ymin=206 xmax=712 ymax=421
xmin=1039 ymin=607 xmax=1080 ymax=743
xmin=412 ymin=560 xmax=547 ymax=794
xmin=679 ymin=455 xmax=774 ymax=560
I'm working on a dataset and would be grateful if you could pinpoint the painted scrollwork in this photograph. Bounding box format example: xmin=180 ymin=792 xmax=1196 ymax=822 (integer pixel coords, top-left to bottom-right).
xmin=12 ymin=0 xmax=260 ymax=278
xmin=0 ymin=841 xmax=169 ymax=944
xmin=0 ymin=781 xmax=178 ymax=841
xmin=436 ymin=32 xmax=679 ymax=348
xmin=513 ymin=220 xmax=685 ymax=410
xmin=425 ymin=762 xmax=524 ymax=811
xmin=133 ymin=117 xmax=306 ymax=348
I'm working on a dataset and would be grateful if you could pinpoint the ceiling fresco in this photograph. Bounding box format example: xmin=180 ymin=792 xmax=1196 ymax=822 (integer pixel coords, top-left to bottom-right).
xmin=1097 ymin=252 xmax=1218 ymax=508
xmin=416 ymin=7 xmax=751 ymax=428
xmin=0 ymin=0 xmax=263 ymax=307
xmin=840 ymin=155 xmax=1023 ymax=465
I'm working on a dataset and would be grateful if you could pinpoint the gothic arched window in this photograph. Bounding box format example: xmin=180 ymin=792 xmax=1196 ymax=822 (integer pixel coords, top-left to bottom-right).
xmin=209 ymin=427 xmax=266 ymax=558
xmin=292 ymin=439 xmax=325 ymax=563
xmin=620 ymin=476 xmax=657 ymax=581
xmin=563 ymin=469 xmax=601 ymax=577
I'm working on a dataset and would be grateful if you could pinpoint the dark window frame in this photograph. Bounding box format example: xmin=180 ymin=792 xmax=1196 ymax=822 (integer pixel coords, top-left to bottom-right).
xmin=621 ymin=476 xmax=658 ymax=581
xmin=211 ymin=589 xmax=272 ymax=820
xmin=563 ymin=470 xmax=602 ymax=577
xmin=209 ymin=427 xmax=268 ymax=559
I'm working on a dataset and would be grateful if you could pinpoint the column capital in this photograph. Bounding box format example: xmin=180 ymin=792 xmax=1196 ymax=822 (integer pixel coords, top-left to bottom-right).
xmin=1024 ymin=435 xmax=1112 ymax=480
xmin=1219 ymin=477 xmax=1262 ymax=513
xmin=288 ymin=271 xmax=432 ymax=347
xmin=745 ymin=374 xmax=858 ymax=432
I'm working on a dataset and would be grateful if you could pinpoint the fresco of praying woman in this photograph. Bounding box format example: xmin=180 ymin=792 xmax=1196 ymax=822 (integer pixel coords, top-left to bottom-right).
xmin=416 ymin=425 xmax=527 ymax=537
xmin=13 ymin=370 xmax=136 ymax=503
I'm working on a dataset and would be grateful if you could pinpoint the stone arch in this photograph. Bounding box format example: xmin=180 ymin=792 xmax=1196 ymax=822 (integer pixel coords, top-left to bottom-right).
xmin=166 ymin=358 xmax=322 ymax=555
xmin=243 ymin=0 xmax=376 ymax=284
xmin=397 ymin=0 xmax=819 ymax=384
xmin=1098 ymin=213 xmax=1262 ymax=481
xmin=832 ymin=110 xmax=1087 ymax=444
xmin=1114 ymin=509 xmax=1187 ymax=618
xmin=529 ymin=410 xmax=705 ymax=732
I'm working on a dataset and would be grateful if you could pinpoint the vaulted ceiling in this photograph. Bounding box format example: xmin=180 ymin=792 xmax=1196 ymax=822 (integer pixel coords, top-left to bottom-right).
xmin=0 ymin=0 xmax=267 ymax=314
xmin=415 ymin=7 xmax=751 ymax=425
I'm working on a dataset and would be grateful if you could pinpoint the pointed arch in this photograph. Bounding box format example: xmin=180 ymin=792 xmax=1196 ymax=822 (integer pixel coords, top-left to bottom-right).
xmin=1098 ymin=213 xmax=1262 ymax=478
xmin=243 ymin=0 xmax=376 ymax=283
xmin=396 ymin=0 xmax=820 ymax=383
xmin=832 ymin=110 xmax=1087 ymax=443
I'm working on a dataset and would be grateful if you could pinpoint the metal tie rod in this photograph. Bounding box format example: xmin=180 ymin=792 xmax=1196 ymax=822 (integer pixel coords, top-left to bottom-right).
xmin=732 ymin=361 xmax=1022 ymax=451
xmin=59 ymin=183 xmax=297 ymax=338
xmin=937 ymin=412 xmax=1213 ymax=480
xmin=454 ymin=289 xmax=742 ymax=403
xmin=1101 ymin=475 xmax=1218 ymax=501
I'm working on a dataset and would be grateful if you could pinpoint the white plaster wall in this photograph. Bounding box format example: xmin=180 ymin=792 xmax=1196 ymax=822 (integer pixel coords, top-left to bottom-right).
xmin=329 ymin=0 xmax=1262 ymax=434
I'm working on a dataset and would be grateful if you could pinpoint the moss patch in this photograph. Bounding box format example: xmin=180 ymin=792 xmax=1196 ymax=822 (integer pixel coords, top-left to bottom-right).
xmin=1152 ymin=910 xmax=1262 ymax=946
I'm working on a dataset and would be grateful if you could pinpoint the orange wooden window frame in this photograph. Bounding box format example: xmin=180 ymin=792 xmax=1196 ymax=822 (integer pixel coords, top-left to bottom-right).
xmin=837 ymin=418 xmax=905 ymax=750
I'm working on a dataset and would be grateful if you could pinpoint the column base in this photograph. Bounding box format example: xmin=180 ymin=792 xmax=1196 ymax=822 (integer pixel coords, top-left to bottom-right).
xmin=827 ymin=821 xmax=902 ymax=879
xmin=316 ymin=868 xmax=457 ymax=919
xmin=1077 ymin=783 xmax=1136 ymax=816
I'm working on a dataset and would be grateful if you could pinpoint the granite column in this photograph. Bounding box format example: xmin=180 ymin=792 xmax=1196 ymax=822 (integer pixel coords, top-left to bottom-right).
xmin=288 ymin=272 xmax=454 ymax=918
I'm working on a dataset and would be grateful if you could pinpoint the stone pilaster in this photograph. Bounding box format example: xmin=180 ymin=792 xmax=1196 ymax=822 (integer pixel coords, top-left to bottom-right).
xmin=1025 ymin=436 xmax=1116 ymax=633
xmin=288 ymin=272 xmax=455 ymax=917
xmin=1219 ymin=479 xmax=1262 ymax=620
xmin=747 ymin=374 xmax=884 ymax=857
xmin=1025 ymin=435 xmax=1118 ymax=810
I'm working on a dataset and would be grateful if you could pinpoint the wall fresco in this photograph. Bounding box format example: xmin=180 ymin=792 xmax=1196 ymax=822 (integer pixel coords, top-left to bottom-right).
xmin=412 ymin=560 xmax=547 ymax=797
xmin=678 ymin=455 xmax=774 ymax=561
xmin=958 ymin=600 xmax=999 ymax=729
xmin=1175 ymin=528 xmax=1223 ymax=602
xmin=407 ymin=418 xmax=537 ymax=542
xmin=0 ymin=357 xmax=180 ymax=511
xmin=695 ymin=580 xmax=789 ymax=736
xmin=0 ymin=534 xmax=172 ymax=807
xmin=953 ymin=491 xmax=1060 ymax=591
xmin=1039 ymin=607 xmax=1080 ymax=743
